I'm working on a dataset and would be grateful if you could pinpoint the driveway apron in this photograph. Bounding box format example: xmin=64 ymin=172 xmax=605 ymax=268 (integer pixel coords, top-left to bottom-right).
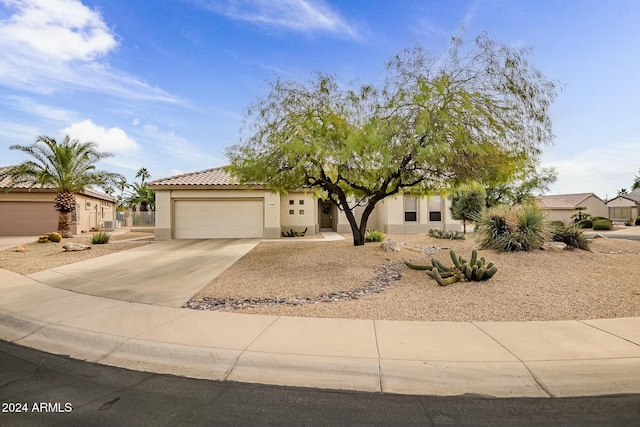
xmin=26 ymin=239 xmax=260 ymax=307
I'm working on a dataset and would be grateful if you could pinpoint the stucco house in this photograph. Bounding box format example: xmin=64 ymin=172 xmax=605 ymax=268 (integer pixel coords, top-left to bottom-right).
xmin=606 ymin=188 xmax=640 ymax=223
xmin=0 ymin=166 xmax=117 ymax=236
xmin=535 ymin=193 xmax=608 ymax=224
xmin=149 ymin=167 xmax=462 ymax=240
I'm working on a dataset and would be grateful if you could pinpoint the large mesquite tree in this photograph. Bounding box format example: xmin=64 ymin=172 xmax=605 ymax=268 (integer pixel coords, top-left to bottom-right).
xmin=227 ymin=34 xmax=558 ymax=246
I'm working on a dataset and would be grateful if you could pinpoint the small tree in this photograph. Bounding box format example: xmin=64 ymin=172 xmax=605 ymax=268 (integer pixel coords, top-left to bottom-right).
xmin=136 ymin=167 xmax=151 ymax=186
xmin=449 ymin=183 xmax=486 ymax=233
xmin=632 ymin=169 xmax=640 ymax=190
xmin=227 ymin=33 xmax=557 ymax=246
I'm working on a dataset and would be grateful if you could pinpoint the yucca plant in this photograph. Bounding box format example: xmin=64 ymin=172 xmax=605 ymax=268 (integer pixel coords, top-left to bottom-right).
xmin=475 ymin=204 xmax=549 ymax=252
xmin=551 ymin=223 xmax=591 ymax=251
xmin=90 ymin=232 xmax=111 ymax=244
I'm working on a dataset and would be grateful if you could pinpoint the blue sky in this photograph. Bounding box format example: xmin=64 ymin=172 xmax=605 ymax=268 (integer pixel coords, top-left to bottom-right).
xmin=0 ymin=0 xmax=638 ymax=200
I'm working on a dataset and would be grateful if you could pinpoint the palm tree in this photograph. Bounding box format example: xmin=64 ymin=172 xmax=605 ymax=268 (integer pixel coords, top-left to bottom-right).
xmin=116 ymin=177 xmax=128 ymax=210
xmin=4 ymin=135 xmax=123 ymax=237
xmin=125 ymin=182 xmax=156 ymax=212
xmin=136 ymin=167 xmax=151 ymax=186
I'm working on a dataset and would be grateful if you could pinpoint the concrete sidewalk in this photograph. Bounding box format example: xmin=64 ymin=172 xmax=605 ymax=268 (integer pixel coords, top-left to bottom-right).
xmin=1 ymin=268 xmax=639 ymax=398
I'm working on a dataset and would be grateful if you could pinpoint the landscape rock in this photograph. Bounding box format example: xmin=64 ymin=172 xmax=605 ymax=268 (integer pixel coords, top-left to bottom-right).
xmin=381 ymin=239 xmax=401 ymax=252
xmin=62 ymin=242 xmax=92 ymax=252
xmin=16 ymin=244 xmax=27 ymax=253
xmin=542 ymin=241 xmax=567 ymax=252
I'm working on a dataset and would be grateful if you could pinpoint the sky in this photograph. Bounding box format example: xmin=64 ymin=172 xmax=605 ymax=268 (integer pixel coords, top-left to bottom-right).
xmin=0 ymin=0 xmax=638 ymax=200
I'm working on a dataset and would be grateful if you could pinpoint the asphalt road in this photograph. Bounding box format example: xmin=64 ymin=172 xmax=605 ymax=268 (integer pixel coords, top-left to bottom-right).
xmin=1 ymin=340 xmax=639 ymax=426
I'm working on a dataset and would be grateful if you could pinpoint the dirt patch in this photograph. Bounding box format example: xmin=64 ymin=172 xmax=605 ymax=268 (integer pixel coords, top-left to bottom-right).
xmin=0 ymin=232 xmax=152 ymax=275
xmin=192 ymin=234 xmax=640 ymax=322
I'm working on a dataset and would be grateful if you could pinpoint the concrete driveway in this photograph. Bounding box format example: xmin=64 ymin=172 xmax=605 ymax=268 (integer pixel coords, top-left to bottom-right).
xmin=27 ymin=239 xmax=260 ymax=307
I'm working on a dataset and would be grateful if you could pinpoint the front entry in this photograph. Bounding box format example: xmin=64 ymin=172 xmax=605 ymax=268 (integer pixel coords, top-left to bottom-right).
xmin=319 ymin=201 xmax=334 ymax=230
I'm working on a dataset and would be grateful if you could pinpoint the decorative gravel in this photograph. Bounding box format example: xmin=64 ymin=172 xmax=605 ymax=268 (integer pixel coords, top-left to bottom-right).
xmin=189 ymin=234 xmax=640 ymax=322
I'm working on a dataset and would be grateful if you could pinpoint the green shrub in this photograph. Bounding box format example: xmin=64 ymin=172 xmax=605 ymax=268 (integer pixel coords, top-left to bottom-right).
xmin=576 ymin=218 xmax=593 ymax=229
xmin=551 ymin=224 xmax=590 ymax=250
xmin=592 ymin=219 xmax=613 ymax=230
xmin=428 ymin=228 xmax=465 ymax=240
xmin=90 ymin=232 xmax=111 ymax=244
xmin=365 ymin=230 xmax=385 ymax=242
xmin=635 ymin=217 xmax=640 ymax=226
xmin=590 ymin=216 xmax=609 ymax=222
xmin=475 ymin=204 xmax=550 ymax=252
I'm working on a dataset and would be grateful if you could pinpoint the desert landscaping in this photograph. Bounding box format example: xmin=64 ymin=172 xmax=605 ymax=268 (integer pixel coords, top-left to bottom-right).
xmin=186 ymin=233 xmax=640 ymax=322
xmin=2 ymin=230 xmax=639 ymax=323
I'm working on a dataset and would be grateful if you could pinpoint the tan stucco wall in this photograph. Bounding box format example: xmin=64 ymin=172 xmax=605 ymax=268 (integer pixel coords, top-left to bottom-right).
xmin=73 ymin=194 xmax=116 ymax=233
xmin=606 ymin=197 xmax=636 ymax=208
xmin=581 ymin=196 xmax=608 ymax=218
xmin=375 ymin=195 xmax=461 ymax=234
xmin=280 ymin=192 xmax=316 ymax=234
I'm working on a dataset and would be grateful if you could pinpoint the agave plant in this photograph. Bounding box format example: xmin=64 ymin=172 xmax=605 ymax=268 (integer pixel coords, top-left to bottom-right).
xmin=4 ymin=136 xmax=122 ymax=237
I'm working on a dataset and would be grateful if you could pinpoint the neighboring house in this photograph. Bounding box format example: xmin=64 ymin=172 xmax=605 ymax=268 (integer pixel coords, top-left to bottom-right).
xmin=536 ymin=193 xmax=608 ymax=224
xmin=606 ymin=188 xmax=640 ymax=223
xmin=149 ymin=167 xmax=462 ymax=240
xmin=0 ymin=166 xmax=117 ymax=236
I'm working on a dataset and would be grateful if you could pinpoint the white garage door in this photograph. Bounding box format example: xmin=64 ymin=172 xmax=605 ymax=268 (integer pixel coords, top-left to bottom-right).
xmin=174 ymin=199 xmax=264 ymax=239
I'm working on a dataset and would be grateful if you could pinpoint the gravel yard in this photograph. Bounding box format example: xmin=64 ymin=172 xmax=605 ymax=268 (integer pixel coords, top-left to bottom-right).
xmin=190 ymin=234 xmax=640 ymax=322
xmin=0 ymin=232 xmax=153 ymax=275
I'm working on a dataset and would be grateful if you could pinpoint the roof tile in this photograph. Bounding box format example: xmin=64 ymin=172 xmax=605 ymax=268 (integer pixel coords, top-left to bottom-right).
xmin=149 ymin=167 xmax=241 ymax=186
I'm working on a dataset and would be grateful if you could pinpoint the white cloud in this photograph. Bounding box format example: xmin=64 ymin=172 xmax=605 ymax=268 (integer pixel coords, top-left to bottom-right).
xmin=0 ymin=0 xmax=181 ymax=102
xmin=193 ymin=0 xmax=361 ymax=39
xmin=542 ymin=140 xmax=640 ymax=200
xmin=62 ymin=119 xmax=138 ymax=154
xmin=0 ymin=0 xmax=117 ymax=61
xmin=2 ymin=96 xmax=76 ymax=122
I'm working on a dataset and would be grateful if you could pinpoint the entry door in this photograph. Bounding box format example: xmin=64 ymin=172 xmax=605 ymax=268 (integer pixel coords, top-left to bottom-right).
xmin=319 ymin=202 xmax=333 ymax=229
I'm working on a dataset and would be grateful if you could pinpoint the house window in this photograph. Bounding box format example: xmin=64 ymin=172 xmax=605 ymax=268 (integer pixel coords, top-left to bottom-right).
xmin=299 ymin=200 xmax=304 ymax=205
xmin=612 ymin=207 xmax=629 ymax=220
xmin=299 ymin=210 xmax=304 ymax=215
xmin=404 ymin=195 xmax=418 ymax=222
xmin=428 ymin=196 xmax=442 ymax=222
xmin=289 ymin=200 xmax=294 ymax=205
xmin=289 ymin=209 xmax=294 ymax=215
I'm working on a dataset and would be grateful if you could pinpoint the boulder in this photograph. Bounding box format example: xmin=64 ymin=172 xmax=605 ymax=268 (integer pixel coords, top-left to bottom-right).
xmin=16 ymin=244 xmax=27 ymax=253
xmin=381 ymin=239 xmax=401 ymax=252
xmin=542 ymin=241 xmax=567 ymax=252
xmin=62 ymin=242 xmax=92 ymax=252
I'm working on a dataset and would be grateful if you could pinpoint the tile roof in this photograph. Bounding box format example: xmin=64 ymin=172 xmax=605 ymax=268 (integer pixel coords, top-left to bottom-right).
xmin=0 ymin=165 xmax=55 ymax=189
xmin=0 ymin=165 xmax=116 ymax=202
xmin=149 ymin=167 xmax=243 ymax=186
xmin=613 ymin=188 xmax=640 ymax=203
xmin=536 ymin=193 xmax=600 ymax=209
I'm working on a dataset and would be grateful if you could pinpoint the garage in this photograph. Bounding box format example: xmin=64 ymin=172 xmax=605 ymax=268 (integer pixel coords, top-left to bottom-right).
xmin=0 ymin=201 xmax=57 ymax=235
xmin=174 ymin=199 xmax=264 ymax=239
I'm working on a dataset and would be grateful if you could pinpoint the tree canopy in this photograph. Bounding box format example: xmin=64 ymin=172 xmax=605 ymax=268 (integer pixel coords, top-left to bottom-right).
xmin=227 ymin=33 xmax=559 ymax=245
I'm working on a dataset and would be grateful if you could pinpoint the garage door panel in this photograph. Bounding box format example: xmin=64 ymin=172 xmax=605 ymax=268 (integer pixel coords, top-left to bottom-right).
xmin=174 ymin=200 xmax=263 ymax=239
xmin=0 ymin=202 xmax=57 ymax=235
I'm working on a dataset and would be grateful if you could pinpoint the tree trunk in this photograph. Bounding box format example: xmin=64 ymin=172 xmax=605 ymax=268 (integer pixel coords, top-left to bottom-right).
xmin=462 ymin=219 xmax=467 ymax=234
xmin=57 ymin=211 xmax=73 ymax=238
